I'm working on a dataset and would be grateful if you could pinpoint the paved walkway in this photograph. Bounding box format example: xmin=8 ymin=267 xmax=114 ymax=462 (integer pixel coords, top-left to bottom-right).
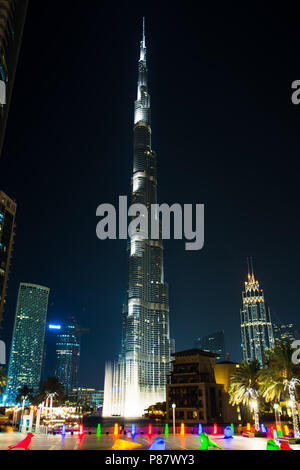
xmin=0 ymin=432 xmax=300 ymax=451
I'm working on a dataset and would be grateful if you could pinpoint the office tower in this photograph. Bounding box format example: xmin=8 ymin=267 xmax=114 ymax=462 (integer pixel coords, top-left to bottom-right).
xmin=195 ymin=330 xmax=226 ymax=362
xmin=240 ymin=262 xmax=274 ymax=366
xmin=0 ymin=190 xmax=16 ymax=331
xmin=273 ymin=323 xmax=298 ymax=344
xmin=103 ymin=20 xmax=174 ymax=417
xmin=55 ymin=317 xmax=83 ymax=396
xmin=0 ymin=0 xmax=29 ymax=156
xmin=6 ymin=283 xmax=50 ymax=404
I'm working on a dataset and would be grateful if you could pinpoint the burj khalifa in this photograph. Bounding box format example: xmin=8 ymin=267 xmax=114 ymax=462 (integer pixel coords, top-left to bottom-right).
xmin=103 ymin=19 xmax=174 ymax=417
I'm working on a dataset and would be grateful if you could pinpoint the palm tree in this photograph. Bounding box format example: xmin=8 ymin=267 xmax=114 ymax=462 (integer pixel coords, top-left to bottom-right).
xmin=229 ymin=360 xmax=261 ymax=432
xmin=16 ymin=385 xmax=34 ymax=407
xmin=0 ymin=367 xmax=7 ymax=393
xmin=259 ymin=340 xmax=300 ymax=438
xmin=37 ymin=376 xmax=65 ymax=405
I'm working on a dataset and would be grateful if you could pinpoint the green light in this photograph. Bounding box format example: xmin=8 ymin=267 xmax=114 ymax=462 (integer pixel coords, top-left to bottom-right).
xmin=230 ymin=423 xmax=234 ymax=436
xmin=97 ymin=424 xmax=101 ymax=437
xmin=165 ymin=423 xmax=169 ymax=436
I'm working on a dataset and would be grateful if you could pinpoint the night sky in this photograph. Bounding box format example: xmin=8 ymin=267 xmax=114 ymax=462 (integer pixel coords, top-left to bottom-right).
xmin=1 ymin=1 xmax=300 ymax=389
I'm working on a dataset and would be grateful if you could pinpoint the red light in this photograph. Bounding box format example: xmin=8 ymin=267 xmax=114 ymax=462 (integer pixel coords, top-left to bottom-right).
xmin=148 ymin=424 xmax=152 ymax=435
xmin=213 ymin=423 xmax=218 ymax=435
xmin=79 ymin=424 xmax=84 ymax=435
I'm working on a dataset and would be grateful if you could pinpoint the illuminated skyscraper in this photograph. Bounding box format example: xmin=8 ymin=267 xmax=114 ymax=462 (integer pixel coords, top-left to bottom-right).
xmin=6 ymin=283 xmax=50 ymax=404
xmin=0 ymin=0 xmax=29 ymax=156
xmin=103 ymin=20 xmax=174 ymax=417
xmin=240 ymin=262 xmax=274 ymax=365
xmin=0 ymin=190 xmax=16 ymax=331
xmin=55 ymin=317 xmax=81 ymax=396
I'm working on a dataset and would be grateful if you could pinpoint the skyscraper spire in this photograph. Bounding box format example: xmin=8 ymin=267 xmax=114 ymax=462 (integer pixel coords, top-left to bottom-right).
xmin=142 ymin=17 xmax=146 ymax=49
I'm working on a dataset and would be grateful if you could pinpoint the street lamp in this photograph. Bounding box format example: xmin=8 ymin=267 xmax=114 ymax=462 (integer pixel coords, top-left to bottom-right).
xmin=172 ymin=403 xmax=176 ymax=435
xmin=274 ymin=403 xmax=281 ymax=432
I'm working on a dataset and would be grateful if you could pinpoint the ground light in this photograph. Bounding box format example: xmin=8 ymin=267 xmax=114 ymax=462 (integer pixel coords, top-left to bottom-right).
xmin=164 ymin=423 xmax=169 ymax=436
xmin=246 ymin=423 xmax=251 ymax=432
xmin=131 ymin=424 xmax=136 ymax=437
xmin=224 ymin=425 xmax=233 ymax=439
xmin=97 ymin=424 xmax=101 ymax=437
xmin=261 ymin=424 xmax=267 ymax=433
xmin=198 ymin=424 xmax=202 ymax=435
xmin=180 ymin=423 xmax=185 ymax=436
xmin=230 ymin=423 xmax=234 ymax=436
xmin=213 ymin=423 xmax=218 ymax=435
xmin=284 ymin=425 xmax=290 ymax=436
xmin=277 ymin=425 xmax=283 ymax=437
xmin=148 ymin=423 xmax=152 ymax=435
xmin=62 ymin=424 xmax=66 ymax=437
xmin=114 ymin=423 xmax=119 ymax=436
xmin=79 ymin=424 xmax=83 ymax=436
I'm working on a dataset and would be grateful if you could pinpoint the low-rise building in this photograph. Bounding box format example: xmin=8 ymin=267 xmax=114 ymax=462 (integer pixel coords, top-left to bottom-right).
xmin=166 ymin=349 xmax=238 ymax=425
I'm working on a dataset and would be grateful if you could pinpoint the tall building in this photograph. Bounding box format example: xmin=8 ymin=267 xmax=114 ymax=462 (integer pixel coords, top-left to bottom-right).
xmin=195 ymin=331 xmax=226 ymax=362
xmin=103 ymin=20 xmax=174 ymax=417
xmin=0 ymin=0 xmax=29 ymax=156
xmin=273 ymin=323 xmax=298 ymax=344
xmin=0 ymin=190 xmax=16 ymax=331
xmin=240 ymin=263 xmax=274 ymax=365
xmin=55 ymin=317 xmax=84 ymax=396
xmin=6 ymin=283 xmax=50 ymax=404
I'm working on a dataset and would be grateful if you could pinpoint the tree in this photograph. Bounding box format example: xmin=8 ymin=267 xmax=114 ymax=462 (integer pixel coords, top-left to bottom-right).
xmin=259 ymin=340 xmax=300 ymax=437
xmin=16 ymin=385 xmax=34 ymax=406
xmin=0 ymin=367 xmax=7 ymax=393
xmin=228 ymin=360 xmax=261 ymax=431
xmin=146 ymin=402 xmax=166 ymax=419
xmin=36 ymin=376 xmax=65 ymax=405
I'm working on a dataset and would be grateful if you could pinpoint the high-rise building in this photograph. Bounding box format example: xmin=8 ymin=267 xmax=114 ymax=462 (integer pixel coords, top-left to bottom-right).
xmin=6 ymin=283 xmax=50 ymax=404
xmin=240 ymin=263 xmax=274 ymax=365
xmin=195 ymin=331 xmax=226 ymax=362
xmin=0 ymin=0 xmax=29 ymax=156
xmin=55 ymin=317 xmax=83 ymax=396
xmin=273 ymin=323 xmax=298 ymax=344
xmin=0 ymin=190 xmax=16 ymax=331
xmin=103 ymin=20 xmax=174 ymax=417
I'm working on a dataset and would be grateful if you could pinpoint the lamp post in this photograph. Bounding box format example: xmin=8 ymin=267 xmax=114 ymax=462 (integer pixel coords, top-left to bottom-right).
xmin=172 ymin=403 xmax=176 ymax=435
xmin=274 ymin=403 xmax=281 ymax=432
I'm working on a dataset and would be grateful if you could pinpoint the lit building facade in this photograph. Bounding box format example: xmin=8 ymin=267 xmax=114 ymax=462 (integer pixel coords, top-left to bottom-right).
xmin=273 ymin=323 xmax=298 ymax=344
xmin=0 ymin=190 xmax=16 ymax=331
xmin=240 ymin=268 xmax=274 ymax=365
xmin=6 ymin=283 xmax=50 ymax=404
xmin=55 ymin=317 xmax=82 ymax=396
xmin=166 ymin=350 xmax=238 ymax=425
xmin=103 ymin=20 xmax=174 ymax=417
xmin=0 ymin=0 xmax=29 ymax=156
xmin=71 ymin=387 xmax=104 ymax=410
xmin=195 ymin=330 xmax=226 ymax=362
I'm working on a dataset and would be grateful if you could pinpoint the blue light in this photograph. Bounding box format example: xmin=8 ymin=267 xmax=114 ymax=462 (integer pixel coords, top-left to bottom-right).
xmin=49 ymin=324 xmax=62 ymax=330
xmin=149 ymin=438 xmax=166 ymax=450
xmin=131 ymin=424 xmax=136 ymax=436
xmin=261 ymin=424 xmax=267 ymax=433
xmin=198 ymin=424 xmax=203 ymax=435
xmin=224 ymin=425 xmax=233 ymax=439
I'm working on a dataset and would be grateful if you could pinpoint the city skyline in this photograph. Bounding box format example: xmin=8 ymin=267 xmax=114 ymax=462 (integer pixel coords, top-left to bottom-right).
xmin=0 ymin=3 xmax=300 ymax=390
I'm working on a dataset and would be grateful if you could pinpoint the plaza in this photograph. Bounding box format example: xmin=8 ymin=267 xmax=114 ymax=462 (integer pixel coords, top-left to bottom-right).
xmin=0 ymin=432 xmax=300 ymax=451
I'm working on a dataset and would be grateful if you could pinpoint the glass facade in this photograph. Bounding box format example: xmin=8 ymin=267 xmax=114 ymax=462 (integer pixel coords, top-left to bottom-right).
xmin=55 ymin=317 xmax=81 ymax=396
xmin=6 ymin=283 xmax=50 ymax=404
xmin=0 ymin=0 xmax=28 ymax=155
xmin=240 ymin=270 xmax=274 ymax=365
xmin=0 ymin=190 xmax=16 ymax=331
xmin=195 ymin=331 xmax=226 ymax=362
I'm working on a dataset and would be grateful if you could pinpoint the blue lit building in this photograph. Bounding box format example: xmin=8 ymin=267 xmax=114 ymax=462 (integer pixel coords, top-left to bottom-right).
xmin=55 ymin=317 xmax=83 ymax=396
xmin=6 ymin=283 xmax=50 ymax=404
